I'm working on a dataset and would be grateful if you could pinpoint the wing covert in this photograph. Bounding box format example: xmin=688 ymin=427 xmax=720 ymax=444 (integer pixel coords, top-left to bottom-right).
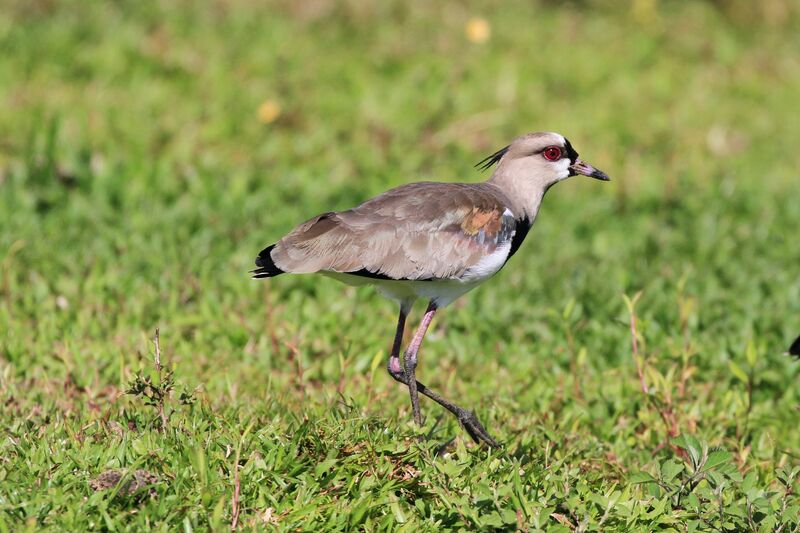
xmin=269 ymin=182 xmax=524 ymax=281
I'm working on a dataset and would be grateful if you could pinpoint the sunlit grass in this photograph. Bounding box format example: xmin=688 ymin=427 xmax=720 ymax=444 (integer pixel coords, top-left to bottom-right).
xmin=1 ymin=0 xmax=800 ymax=530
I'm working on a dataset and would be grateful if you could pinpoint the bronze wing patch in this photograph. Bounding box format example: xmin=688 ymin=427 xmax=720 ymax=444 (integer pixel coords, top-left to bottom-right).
xmin=457 ymin=207 xmax=515 ymax=249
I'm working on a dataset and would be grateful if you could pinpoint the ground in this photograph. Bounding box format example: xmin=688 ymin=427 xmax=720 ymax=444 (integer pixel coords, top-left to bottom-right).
xmin=1 ymin=0 xmax=800 ymax=531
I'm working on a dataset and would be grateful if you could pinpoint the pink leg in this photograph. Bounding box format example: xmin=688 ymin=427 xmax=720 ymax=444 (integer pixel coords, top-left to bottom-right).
xmin=404 ymin=301 xmax=437 ymax=425
xmin=386 ymin=301 xmax=499 ymax=448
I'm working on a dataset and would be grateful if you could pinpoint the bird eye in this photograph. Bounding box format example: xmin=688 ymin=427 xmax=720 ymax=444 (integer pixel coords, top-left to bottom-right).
xmin=542 ymin=146 xmax=562 ymax=161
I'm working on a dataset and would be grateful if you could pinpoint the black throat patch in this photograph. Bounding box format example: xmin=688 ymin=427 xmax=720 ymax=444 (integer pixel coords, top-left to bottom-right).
xmin=506 ymin=216 xmax=532 ymax=262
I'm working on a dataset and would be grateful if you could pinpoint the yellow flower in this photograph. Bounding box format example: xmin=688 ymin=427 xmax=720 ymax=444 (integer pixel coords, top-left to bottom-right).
xmin=632 ymin=0 xmax=658 ymax=25
xmin=257 ymin=100 xmax=281 ymax=124
xmin=465 ymin=17 xmax=490 ymax=44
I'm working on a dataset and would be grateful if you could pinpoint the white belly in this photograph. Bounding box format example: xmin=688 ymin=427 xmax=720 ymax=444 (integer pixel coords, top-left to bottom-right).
xmin=323 ymin=272 xmax=482 ymax=307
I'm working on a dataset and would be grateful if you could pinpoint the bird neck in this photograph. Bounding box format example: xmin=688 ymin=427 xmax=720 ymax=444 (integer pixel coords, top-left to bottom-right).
xmin=487 ymin=168 xmax=550 ymax=220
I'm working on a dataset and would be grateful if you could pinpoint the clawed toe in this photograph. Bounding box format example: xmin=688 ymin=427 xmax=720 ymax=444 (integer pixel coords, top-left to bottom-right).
xmin=386 ymin=304 xmax=499 ymax=449
xmin=458 ymin=410 xmax=500 ymax=448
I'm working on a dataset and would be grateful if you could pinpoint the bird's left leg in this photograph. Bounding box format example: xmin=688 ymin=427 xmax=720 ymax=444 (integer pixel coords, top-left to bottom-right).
xmin=387 ymin=304 xmax=410 ymax=386
xmin=402 ymin=301 xmax=437 ymax=426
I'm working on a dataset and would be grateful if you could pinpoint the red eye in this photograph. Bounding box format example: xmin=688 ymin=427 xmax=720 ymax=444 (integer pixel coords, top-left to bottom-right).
xmin=542 ymin=146 xmax=562 ymax=161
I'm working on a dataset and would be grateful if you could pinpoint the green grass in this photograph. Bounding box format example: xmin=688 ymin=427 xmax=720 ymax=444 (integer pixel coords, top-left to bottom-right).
xmin=2 ymin=0 xmax=800 ymax=530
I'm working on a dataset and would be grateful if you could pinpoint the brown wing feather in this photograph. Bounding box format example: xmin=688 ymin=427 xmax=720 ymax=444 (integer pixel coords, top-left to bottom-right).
xmin=269 ymin=182 xmax=520 ymax=280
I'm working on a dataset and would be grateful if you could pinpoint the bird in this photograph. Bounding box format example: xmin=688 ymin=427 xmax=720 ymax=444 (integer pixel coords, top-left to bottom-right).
xmin=252 ymin=131 xmax=610 ymax=447
xmin=789 ymin=335 xmax=800 ymax=358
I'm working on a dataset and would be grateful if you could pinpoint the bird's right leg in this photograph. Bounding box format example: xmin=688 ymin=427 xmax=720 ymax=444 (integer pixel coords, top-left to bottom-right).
xmin=402 ymin=301 xmax=437 ymax=426
xmin=386 ymin=303 xmax=499 ymax=448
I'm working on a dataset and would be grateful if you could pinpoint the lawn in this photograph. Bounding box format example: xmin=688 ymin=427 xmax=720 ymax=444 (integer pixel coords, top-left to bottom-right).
xmin=2 ymin=0 xmax=800 ymax=530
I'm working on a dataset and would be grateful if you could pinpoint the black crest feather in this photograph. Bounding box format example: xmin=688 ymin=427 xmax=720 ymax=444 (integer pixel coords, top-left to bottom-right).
xmin=475 ymin=145 xmax=510 ymax=172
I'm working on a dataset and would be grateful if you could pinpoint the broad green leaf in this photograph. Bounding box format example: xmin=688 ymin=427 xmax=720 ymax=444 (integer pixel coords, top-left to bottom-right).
xmin=314 ymin=458 xmax=338 ymax=477
xmin=673 ymin=434 xmax=703 ymax=471
xmin=746 ymin=339 xmax=758 ymax=368
xmin=729 ymin=361 xmax=749 ymax=384
xmin=630 ymin=471 xmax=658 ymax=485
xmin=702 ymin=449 xmax=732 ymax=472
xmin=661 ymin=460 xmax=684 ymax=484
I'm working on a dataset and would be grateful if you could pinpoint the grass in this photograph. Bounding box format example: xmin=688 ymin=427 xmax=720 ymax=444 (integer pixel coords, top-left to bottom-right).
xmin=1 ymin=0 xmax=800 ymax=530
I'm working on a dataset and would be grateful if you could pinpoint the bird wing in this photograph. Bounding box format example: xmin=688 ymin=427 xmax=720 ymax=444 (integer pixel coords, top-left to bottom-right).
xmin=267 ymin=182 xmax=524 ymax=281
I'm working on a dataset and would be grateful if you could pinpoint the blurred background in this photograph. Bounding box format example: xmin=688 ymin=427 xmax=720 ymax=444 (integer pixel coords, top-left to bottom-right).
xmin=2 ymin=0 xmax=798 ymax=381
xmin=1 ymin=0 xmax=800 ymax=528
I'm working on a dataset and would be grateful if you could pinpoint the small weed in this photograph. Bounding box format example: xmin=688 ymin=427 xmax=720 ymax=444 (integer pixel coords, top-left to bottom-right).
xmin=631 ymin=437 xmax=799 ymax=530
xmin=126 ymin=329 xmax=196 ymax=432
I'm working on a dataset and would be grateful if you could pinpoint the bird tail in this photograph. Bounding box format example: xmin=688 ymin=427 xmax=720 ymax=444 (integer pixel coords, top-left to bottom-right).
xmin=252 ymin=244 xmax=285 ymax=278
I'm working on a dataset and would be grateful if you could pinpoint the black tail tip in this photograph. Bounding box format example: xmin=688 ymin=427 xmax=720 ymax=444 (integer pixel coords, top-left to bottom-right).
xmin=251 ymin=244 xmax=285 ymax=279
xmin=789 ymin=335 xmax=800 ymax=358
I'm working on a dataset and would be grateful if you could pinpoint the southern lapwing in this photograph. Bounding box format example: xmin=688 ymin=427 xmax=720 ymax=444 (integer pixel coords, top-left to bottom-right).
xmin=253 ymin=131 xmax=610 ymax=447
xmin=789 ymin=335 xmax=800 ymax=358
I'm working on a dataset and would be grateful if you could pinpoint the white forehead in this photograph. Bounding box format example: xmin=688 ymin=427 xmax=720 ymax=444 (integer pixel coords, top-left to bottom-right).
xmin=513 ymin=131 xmax=566 ymax=149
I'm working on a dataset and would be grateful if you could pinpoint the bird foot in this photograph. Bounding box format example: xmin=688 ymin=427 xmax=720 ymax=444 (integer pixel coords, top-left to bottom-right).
xmin=388 ymin=364 xmax=499 ymax=448
xmin=456 ymin=409 xmax=500 ymax=449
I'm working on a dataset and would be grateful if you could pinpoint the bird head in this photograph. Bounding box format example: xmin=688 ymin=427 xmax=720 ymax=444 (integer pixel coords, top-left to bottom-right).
xmin=478 ymin=131 xmax=610 ymax=188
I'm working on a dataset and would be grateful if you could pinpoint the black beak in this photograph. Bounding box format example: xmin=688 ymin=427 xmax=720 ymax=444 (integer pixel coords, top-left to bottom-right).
xmin=570 ymin=159 xmax=611 ymax=181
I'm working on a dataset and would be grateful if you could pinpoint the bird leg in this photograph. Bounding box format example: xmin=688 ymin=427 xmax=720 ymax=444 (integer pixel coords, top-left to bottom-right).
xmin=386 ymin=301 xmax=499 ymax=448
xmin=387 ymin=306 xmax=408 ymax=382
xmin=403 ymin=301 xmax=437 ymax=425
